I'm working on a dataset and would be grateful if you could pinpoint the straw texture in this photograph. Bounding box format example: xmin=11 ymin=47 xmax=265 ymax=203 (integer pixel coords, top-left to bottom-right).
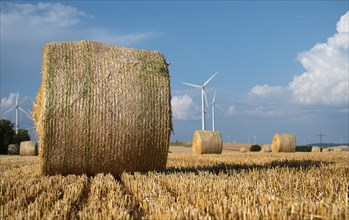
xmin=8 ymin=144 xmax=19 ymax=155
xmin=20 ymin=141 xmax=38 ymax=156
xmin=33 ymin=40 xmax=172 ymax=176
xmin=192 ymin=130 xmax=223 ymax=155
xmin=271 ymin=133 xmax=296 ymax=153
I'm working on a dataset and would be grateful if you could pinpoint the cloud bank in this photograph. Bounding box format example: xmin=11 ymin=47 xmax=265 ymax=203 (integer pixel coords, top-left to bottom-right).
xmin=0 ymin=2 xmax=158 ymax=46
xmin=250 ymin=11 xmax=349 ymax=105
xmin=171 ymin=95 xmax=200 ymax=120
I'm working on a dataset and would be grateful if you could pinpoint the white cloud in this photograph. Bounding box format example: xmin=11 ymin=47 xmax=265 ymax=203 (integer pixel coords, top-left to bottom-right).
xmin=250 ymin=84 xmax=289 ymax=97
xmin=226 ymin=105 xmax=236 ymax=116
xmin=171 ymin=95 xmax=200 ymax=120
xmin=337 ymin=11 xmax=349 ymax=33
xmin=250 ymin=11 xmax=349 ymax=105
xmin=1 ymin=2 xmax=158 ymax=46
xmin=1 ymin=93 xmax=17 ymax=111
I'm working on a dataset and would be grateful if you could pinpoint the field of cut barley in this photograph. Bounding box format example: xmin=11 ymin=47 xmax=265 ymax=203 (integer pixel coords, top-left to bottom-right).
xmin=1 ymin=152 xmax=348 ymax=219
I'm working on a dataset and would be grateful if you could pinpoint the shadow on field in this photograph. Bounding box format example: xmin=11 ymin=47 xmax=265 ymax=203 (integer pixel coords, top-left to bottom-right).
xmin=165 ymin=160 xmax=334 ymax=175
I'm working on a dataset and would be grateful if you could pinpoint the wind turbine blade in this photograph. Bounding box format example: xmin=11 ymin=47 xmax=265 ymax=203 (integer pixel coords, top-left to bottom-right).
xmin=182 ymin=82 xmax=202 ymax=89
xmin=212 ymin=90 xmax=216 ymax=103
xmin=216 ymin=104 xmax=224 ymax=111
xmin=203 ymin=72 xmax=218 ymax=87
xmin=18 ymin=107 xmax=32 ymax=119
xmin=18 ymin=107 xmax=28 ymax=114
xmin=2 ymin=106 xmax=16 ymax=115
xmin=16 ymin=91 xmax=19 ymax=106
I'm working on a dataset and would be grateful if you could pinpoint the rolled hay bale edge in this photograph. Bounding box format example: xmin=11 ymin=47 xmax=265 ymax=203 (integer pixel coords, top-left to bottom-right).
xmin=8 ymin=144 xmax=20 ymax=155
xmin=271 ymin=133 xmax=296 ymax=153
xmin=34 ymin=40 xmax=172 ymax=177
xmin=20 ymin=141 xmax=38 ymax=156
xmin=192 ymin=130 xmax=223 ymax=155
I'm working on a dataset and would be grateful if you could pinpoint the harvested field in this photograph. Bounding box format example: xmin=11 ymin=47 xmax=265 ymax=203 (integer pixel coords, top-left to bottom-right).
xmin=1 ymin=152 xmax=348 ymax=219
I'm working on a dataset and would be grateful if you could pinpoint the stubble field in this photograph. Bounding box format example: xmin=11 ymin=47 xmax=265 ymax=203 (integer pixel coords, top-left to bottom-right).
xmin=1 ymin=149 xmax=348 ymax=219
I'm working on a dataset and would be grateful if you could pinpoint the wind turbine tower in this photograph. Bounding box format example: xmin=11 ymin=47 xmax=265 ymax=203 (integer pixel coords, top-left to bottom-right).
xmin=182 ymin=72 xmax=217 ymax=130
xmin=210 ymin=90 xmax=223 ymax=131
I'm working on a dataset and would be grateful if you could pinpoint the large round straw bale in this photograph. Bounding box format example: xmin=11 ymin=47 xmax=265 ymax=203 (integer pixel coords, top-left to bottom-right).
xmin=271 ymin=133 xmax=296 ymax=153
xmin=192 ymin=130 xmax=223 ymax=155
xmin=8 ymin=144 xmax=19 ymax=155
xmin=260 ymin=144 xmax=272 ymax=152
xmin=33 ymin=40 xmax=172 ymax=177
xmin=20 ymin=141 xmax=38 ymax=156
xmin=311 ymin=146 xmax=321 ymax=152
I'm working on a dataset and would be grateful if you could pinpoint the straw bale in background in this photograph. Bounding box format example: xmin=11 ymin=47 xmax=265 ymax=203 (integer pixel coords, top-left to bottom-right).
xmin=192 ymin=130 xmax=223 ymax=155
xmin=271 ymin=133 xmax=296 ymax=153
xmin=8 ymin=144 xmax=19 ymax=155
xmin=260 ymin=144 xmax=272 ymax=152
xmin=311 ymin=146 xmax=322 ymax=152
xmin=20 ymin=141 xmax=38 ymax=156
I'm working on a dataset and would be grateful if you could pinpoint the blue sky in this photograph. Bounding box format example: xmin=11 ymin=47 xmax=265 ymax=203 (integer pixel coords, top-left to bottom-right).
xmin=1 ymin=1 xmax=348 ymax=144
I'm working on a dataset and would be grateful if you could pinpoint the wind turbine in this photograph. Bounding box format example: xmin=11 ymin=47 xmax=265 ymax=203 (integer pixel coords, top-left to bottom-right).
xmin=182 ymin=72 xmax=217 ymax=130
xmin=210 ymin=90 xmax=223 ymax=131
xmin=2 ymin=91 xmax=32 ymax=134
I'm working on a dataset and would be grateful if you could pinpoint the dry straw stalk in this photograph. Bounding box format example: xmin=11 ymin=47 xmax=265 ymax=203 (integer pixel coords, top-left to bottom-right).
xmin=192 ymin=130 xmax=223 ymax=155
xmin=271 ymin=133 xmax=296 ymax=153
xmin=33 ymin=40 xmax=172 ymax=176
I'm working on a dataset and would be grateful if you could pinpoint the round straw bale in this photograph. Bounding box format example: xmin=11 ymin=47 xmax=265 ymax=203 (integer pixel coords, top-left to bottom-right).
xmin=322 ymin=148 xmax=330 ymax=153
xmin=192 ymin=130 xmax=223 ymax=155
xmin=311 ymin=146 xmax=321 ymax=152
xmin=333 ymin=147 xmax=343 ymax=152
xmin=271 ymin=133 xmax=296 ymax=153
xmin=333 ymin=145 xmax=349 ymax=152
xmin=321 ymin=147 xmax=331 ymax=153
xmin=33 ymin=40 xmax=172 ymax=177
xmin=8 ymin=144 xmax=20 ymax=155
xmin=20 ymin=141 xmax=38 ymax=156
xmin=240 ymin=147 xmax=247 ymax=153
xmin=260 ymin=144 xmax=272 ymax=152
